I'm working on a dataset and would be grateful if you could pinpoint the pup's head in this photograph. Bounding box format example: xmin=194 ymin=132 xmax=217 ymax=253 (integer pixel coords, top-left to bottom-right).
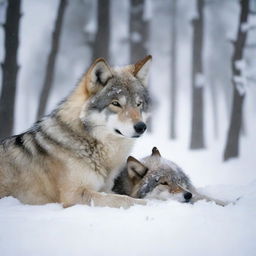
xmin=79 ymin=56 xmax=152 ymax=139
xmin=126 ymin=147 xmax=194 ymax=203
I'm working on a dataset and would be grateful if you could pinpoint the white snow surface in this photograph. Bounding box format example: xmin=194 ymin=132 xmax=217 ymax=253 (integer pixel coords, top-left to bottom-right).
xmin=1 ymin=133 xmax=256 ymax=256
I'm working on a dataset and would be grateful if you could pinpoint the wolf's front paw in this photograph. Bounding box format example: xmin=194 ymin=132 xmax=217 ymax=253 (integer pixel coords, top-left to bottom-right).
xmin=134 ymin=198 xmax=147 ymax=206
xmin=118 ymin=195 xmax=146 ymax=209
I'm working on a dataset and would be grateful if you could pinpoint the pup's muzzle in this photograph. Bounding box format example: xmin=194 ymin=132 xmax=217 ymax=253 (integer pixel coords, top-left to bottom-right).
xmin=184 ymin=192 xmax=192 ymax=202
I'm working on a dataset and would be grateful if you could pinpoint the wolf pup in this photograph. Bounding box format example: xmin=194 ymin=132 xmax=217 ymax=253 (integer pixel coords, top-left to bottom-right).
xmin=0 ymin=56 xmax=152 ymax=208
xmin=113 ymin=147 xmax=228 ymax=206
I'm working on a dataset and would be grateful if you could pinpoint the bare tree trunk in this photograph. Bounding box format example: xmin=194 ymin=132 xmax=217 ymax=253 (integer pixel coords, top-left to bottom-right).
xmin=170 ymin=0 xmax=177 ymax=139
xmin=92 ymin=0 xmax=110 ymax=61
xmin=37 ymin=0 xmax=67 ymax=119
xmin=223 ymin=0 xmax=249 ymax=161
xmin=0 ymin=0 xmax=21 ymax=139
xmin=190 ymin=0 xmax=205 ymax=149
xmin=129 ymin=0 xmax=149 ymax=63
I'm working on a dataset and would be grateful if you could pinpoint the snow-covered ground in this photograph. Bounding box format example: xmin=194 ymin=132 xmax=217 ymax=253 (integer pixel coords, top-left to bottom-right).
xmin=0 ymin=133 xmax=256 ymax=256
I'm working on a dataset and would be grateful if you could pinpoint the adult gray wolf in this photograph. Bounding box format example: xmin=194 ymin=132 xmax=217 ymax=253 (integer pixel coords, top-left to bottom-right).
xmin=113 ymin=147 xmax=229 ymax=206
xmin=0 ymin=55 xmax=152 ymax=208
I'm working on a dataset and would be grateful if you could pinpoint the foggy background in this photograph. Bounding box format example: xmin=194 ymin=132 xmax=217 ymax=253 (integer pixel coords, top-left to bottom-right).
xmin=0 ymin=0 xmax=256 ymax=163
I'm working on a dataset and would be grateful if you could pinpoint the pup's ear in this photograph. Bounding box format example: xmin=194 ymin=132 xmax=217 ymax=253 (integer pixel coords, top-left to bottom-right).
xmin=133 ymin=55 xmax=152 ymax=86
xmin=127 ymin=156 xmax=148 ymax=180
xmin=151 ymin=147 xmax=161 ymax=157
xmin=87 ymin=58 xmax=113 ymax=95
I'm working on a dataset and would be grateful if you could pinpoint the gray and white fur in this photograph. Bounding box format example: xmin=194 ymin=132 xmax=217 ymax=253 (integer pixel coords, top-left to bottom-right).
xmin=0 ymin=56 xmax=152 ymax=208
xmin=113 ymin=147 xmax=229 ymax=206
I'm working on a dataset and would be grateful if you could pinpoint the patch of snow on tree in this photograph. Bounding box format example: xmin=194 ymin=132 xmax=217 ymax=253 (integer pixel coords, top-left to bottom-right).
xmin=234 ymin=75 xmax=247 ymax=96
xmin=83 ymin=0 xmax=97 ymax=40
xmin=234 ymin=59 xmax=250 ymax=95
xmin=84 ymin=20 xmax=97 ymax=42
xmin=226 ymin=30 xmax=237 ymax=41
xmin=235 ymin=59 xmax=246 ymax=72
xmin=241 ymin=14 xmax=256 ymax=32
xmin=195 ymin=73 xmax=205 ymax=88
xmin=131 ymin=31 xmax=142 ymax=43
xmin=241 ymin=23 xmax=254 ymax=32
xmin=241 ymin=15 xmax=256 ymax=32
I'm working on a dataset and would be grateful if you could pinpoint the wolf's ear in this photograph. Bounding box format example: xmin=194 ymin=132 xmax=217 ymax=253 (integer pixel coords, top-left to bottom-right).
xmin=127 ymin=156 xmax=148 ymax=181
xmin=151 ymin=147 xmax=161 ymax=157
xmin=87 ymin=58 xmax=113 ymax=95
xmin=133 ymin=55 xmax=152 ymax=86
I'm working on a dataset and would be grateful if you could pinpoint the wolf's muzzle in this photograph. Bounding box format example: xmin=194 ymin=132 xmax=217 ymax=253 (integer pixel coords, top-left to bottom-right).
xmin=134 ymin=122 xmax=147 ymax=134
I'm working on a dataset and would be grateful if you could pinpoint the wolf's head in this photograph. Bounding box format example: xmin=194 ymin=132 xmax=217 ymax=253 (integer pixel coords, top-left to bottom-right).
xmin=125 ymin=147 xmax=195 ymax=203
xmin=74 ymin=56 xmax=152 ymax=139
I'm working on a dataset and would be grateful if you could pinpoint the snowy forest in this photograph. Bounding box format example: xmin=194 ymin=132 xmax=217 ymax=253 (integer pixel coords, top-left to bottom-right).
xmin=0 ymin=0 xmax=256 ymax=161
xmin=0 ymin=0 xmax=256 ymax=256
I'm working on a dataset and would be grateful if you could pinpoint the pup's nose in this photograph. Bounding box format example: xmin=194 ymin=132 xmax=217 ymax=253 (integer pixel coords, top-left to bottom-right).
xmin=184 ymin=192 xmax=192 ymax=201
xmin=134 ymin=122 xmax=147 ymax=134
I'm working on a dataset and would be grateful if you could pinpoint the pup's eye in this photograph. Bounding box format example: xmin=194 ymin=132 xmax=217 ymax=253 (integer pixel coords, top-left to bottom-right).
xmin=111 ymin=101 xmax=121 ymax=108
xmin=137 ymin=101 xmax=143 ymax=107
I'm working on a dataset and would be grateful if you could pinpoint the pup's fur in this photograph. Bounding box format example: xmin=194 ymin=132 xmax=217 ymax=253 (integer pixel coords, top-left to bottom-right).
xmin=113 ymin=147 xmax=229 ymax=206
xmin=0 ymin=56 xmax=152 ymax=208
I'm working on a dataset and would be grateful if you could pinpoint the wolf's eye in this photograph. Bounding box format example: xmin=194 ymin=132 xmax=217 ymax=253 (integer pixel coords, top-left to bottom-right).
xmin=111 ymin=101 xmax=121 ymax=108
xmin=137 ymin=101 xmax=143 ymax=107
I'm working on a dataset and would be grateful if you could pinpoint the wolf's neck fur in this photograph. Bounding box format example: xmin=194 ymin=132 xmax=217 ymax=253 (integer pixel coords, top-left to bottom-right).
xmin=42 ymin=86 xmax=135 ymax=179
xmin=54 ymin=84 xmax=88 ymax=135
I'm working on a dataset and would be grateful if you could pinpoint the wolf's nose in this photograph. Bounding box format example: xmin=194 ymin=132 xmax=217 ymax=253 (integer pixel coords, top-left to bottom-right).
xmin=134 ymin=122 xmax=147 ymax=134
xmin=184 ymin=192 xmax=192 ymax=201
